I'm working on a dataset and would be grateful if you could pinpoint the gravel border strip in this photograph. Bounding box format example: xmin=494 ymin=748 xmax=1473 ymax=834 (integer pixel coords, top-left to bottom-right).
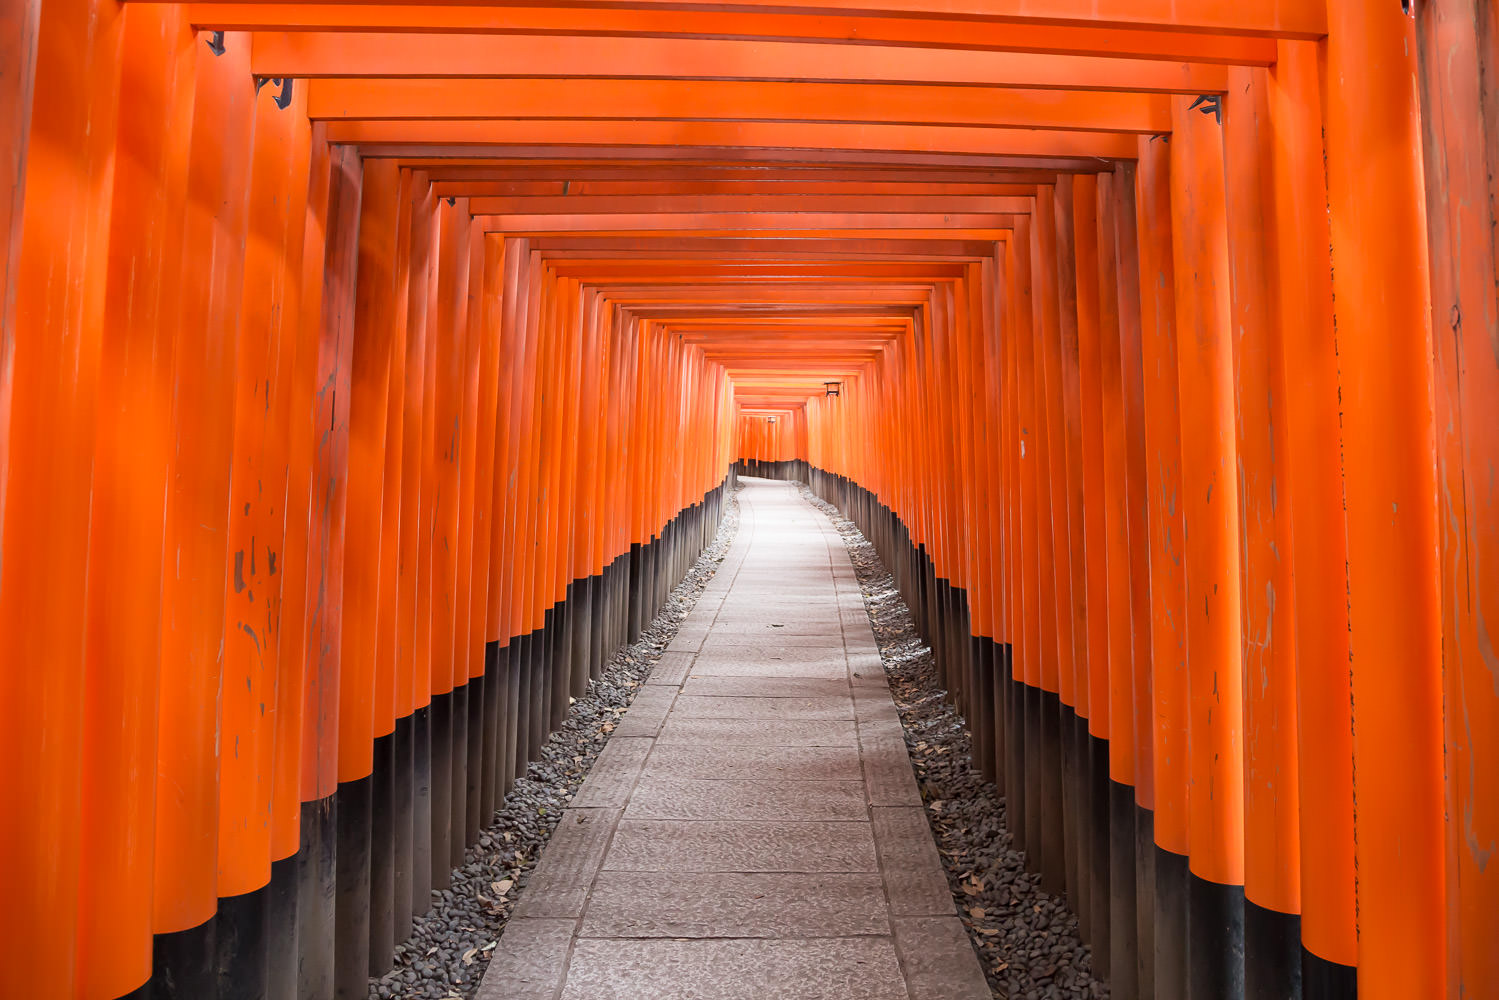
xmin=802 ymin=483 xmax=1108 ymax=1000
xmin=370 ymin=487 xmax=743 ymax=1000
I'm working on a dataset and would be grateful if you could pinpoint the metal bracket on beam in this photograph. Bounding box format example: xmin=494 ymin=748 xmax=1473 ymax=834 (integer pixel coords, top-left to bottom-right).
xmin=1188 ymin=94 xmax=1222 ymax=123
xmin=255 ymin=77 xmax=295 ymax=110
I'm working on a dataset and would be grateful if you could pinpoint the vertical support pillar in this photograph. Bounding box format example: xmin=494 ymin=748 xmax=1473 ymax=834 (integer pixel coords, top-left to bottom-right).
xmin=1028 ymin=186 xmax=1066 ymax=897
xmin=1169 ymin=93 xmax=1246 ymax=1000
xmin=1135 ymin=132 xmax=1191 ymax=1000
xmin=1096 ymin=170 xmax=1134 ymax=995
xmin=1111 ymin=160 xmax=1157 ymax=999
xmin=75 ymin=7 xmax=190 ymax=997
xmin=334 ymin=156 xmax=401 ymax=1000
xmin=1266 ymin=39 xmax=1358 ymax=997
xmin=155 ymin=28 xmax=258 ymax=997
xmin=1325 ymin=4 xmax=1447 ymax=996
xmin=1412 ymin=3 xmax=1499 ymax=994
xmin=1222 ymin=63 xmax=1303 ymax=1000
xmin=297 ymin=140 xmax=362 ymax=1000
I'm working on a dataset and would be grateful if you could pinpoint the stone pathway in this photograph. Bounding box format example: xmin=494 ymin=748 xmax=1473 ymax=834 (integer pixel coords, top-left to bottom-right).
xmin=475 ymin=477 xmax=991 ymax=1000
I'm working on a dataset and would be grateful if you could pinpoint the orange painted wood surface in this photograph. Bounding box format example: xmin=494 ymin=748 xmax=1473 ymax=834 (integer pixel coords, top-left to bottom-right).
xmin=2 ymin=2 xmax=1494 ymax=996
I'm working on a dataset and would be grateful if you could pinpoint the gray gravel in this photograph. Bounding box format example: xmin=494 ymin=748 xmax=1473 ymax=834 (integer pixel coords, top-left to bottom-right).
xmin=802 ymin=483 xmax=1108 ymax=1000
xmin=369 ymin=487 xmax=742 ymax=1000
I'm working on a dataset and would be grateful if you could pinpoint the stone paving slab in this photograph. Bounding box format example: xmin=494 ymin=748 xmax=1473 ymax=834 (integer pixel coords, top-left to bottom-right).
xmin=706 ymin=620 xmax=849 ymax=637
xmin=670 ymin=694 xmax=853 ymax=720
xmin=695 ymin=638 xmax=851 ymax=659
xmin=853 ymin=688 xmax=902 ymax=724
xmin=697 ymin=631 xmax=849 ymax=648
xmin=613 ymin=685 xmax=676 ymax=737
xmin=477 ymin=919 xmax=574 ymax=1000
xmin=678 ymin=674 xmax=851 ymax=699
xmin=579 ymin=871 xmax=891 ymax=938
xmin=664 ymin=633 xmax=711 ymax=653
xmin=861 ymin=735 xmax=924 ymax=808
xmin=687 ymin=657 xmax=850 ymax=680
xmin=645 ymin=650 xmax=695 ymax=686
xmin=603 ymin=819 xmax=879 ymax=873
xmin=623 ymin=775 xmax=868 ymax=821
xmin=513 ymin=807 xmax=622 ymax=920
xmin=691 ymin=641 xmax=850 ymax=662
xmin=895 ymin=917 xmax=997 ymax=1000
xmin=569 ymin=737 xmax=652 ymax=809
xmin=871 ymin=807 xmax=956 ymax=916
xmin=654 ymin=716 xmax=860 ymax=746
xmin=642 ymin=742 xmax=864 ymax=781
xmin=561 ymin=938 xmax=909 ymax=1000
xmin=477 ymin=479 xmax=987 ymax=1000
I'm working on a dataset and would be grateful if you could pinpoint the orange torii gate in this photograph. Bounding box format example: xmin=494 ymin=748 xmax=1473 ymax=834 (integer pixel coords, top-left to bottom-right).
xmin=1 ymin=1 xmax=1496 ymax=999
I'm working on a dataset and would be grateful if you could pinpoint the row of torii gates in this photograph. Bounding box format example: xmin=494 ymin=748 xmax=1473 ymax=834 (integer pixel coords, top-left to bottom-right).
xmin=2 ymin=0 xmax=1497 ymax=998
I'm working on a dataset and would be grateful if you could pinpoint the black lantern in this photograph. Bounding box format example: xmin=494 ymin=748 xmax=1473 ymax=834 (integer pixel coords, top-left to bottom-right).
xmin=824 ymin=381 xmax=841 ymax=397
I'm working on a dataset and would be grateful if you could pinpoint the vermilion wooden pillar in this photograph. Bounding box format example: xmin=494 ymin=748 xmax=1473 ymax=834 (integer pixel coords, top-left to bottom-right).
xmin=1266 ymin=38 xmax=1358 ymax=996
xmin=154 ymin=29 xmax=257 ymax=995
xmin=1095 ymin=171 xmax=1135 ymax=996
xmin=1135 ymin=132 xmax=1189 ymax=1000
xmin=335 ymin=156 xmax=401 ymax=999
xmin=1109 ymin=160 xmax=1156 ymax=999
xmin=1029 ymin=184 xmax=1067 ymax=899
xmin=73 ymin=7 xmax=193 ymax=998
xmin=1221 ymin=64 xmax=1303 ymax=1000
xmin=1412 ymin=3 xmax=1499 ymax=993
xmin=1324 ymin=4 xmax=1447 ymax=996
xmin=1169 ymin=92 xmax=1247 ymax=1000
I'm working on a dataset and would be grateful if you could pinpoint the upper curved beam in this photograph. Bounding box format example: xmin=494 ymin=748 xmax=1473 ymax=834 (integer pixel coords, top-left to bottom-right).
xmin=180 ymin=0 xmax=1324 ymax=37
xmin=184 ymin=4 xmax=1279 ymax=63
xmin=252 ymin=33 xmax=1229 ymax=93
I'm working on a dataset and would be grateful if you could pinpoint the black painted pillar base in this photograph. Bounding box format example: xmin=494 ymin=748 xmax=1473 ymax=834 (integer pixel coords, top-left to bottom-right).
xmin=1188 ymin=871 xmax=1245 ymax=1000
xmin=151 ymin=916 xmax=216 ymax=1000
xmin=216 ymin=886 xmax=269 ymax=1000
xmin=296 ymin=796 xmax=336 ymax=1000
xmin=267 ymin=852 xmax=299 ymax=1000
xmin=1088 ymin=732 xmax=1111 ymax=969
xmin=1108 ymin=780 xmax=1137 ymax=997
xmin=411 ymin=704 xmax=433 ymax=916
xmin=1302 ymin=947 xmax=1358 ymax=999
xmin=428 ymin=691 xmax=453 ymax=890
xmin=1134 ymin=806 xmax=1157 ymax=1000
xmin=370 ymin=730 xmax=396 ymax=975
xmin=1155 ymin=845 xmax=1191 ymax=1000
xmin=333 ymin=774 xmax=372 ymax=1000
xmin=393 ymin=712 xmax=415 ymax=939
xmin=1246 ymin=898 xmax=1302 ymax=1000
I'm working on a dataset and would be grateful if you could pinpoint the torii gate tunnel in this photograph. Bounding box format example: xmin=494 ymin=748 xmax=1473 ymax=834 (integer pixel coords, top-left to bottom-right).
xmin=3 ymin=0 xmax=1498 ymax=998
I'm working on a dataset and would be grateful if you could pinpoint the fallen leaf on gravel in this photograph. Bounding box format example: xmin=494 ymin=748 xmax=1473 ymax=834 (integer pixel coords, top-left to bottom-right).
xmin=600 ymin=722 xmax=615 ymax=733
xmin=927 ymin=799 xmax=943 ymax=813
xmin=969 ymin=906 xmax=986 ymax=920
xmin=462 ymin=948 xmax=478 ymax=966
xmin=493 ymin=879 xmax=513 ymax=896
xmin=994 ymin=961 xmax=1009 ymax=972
